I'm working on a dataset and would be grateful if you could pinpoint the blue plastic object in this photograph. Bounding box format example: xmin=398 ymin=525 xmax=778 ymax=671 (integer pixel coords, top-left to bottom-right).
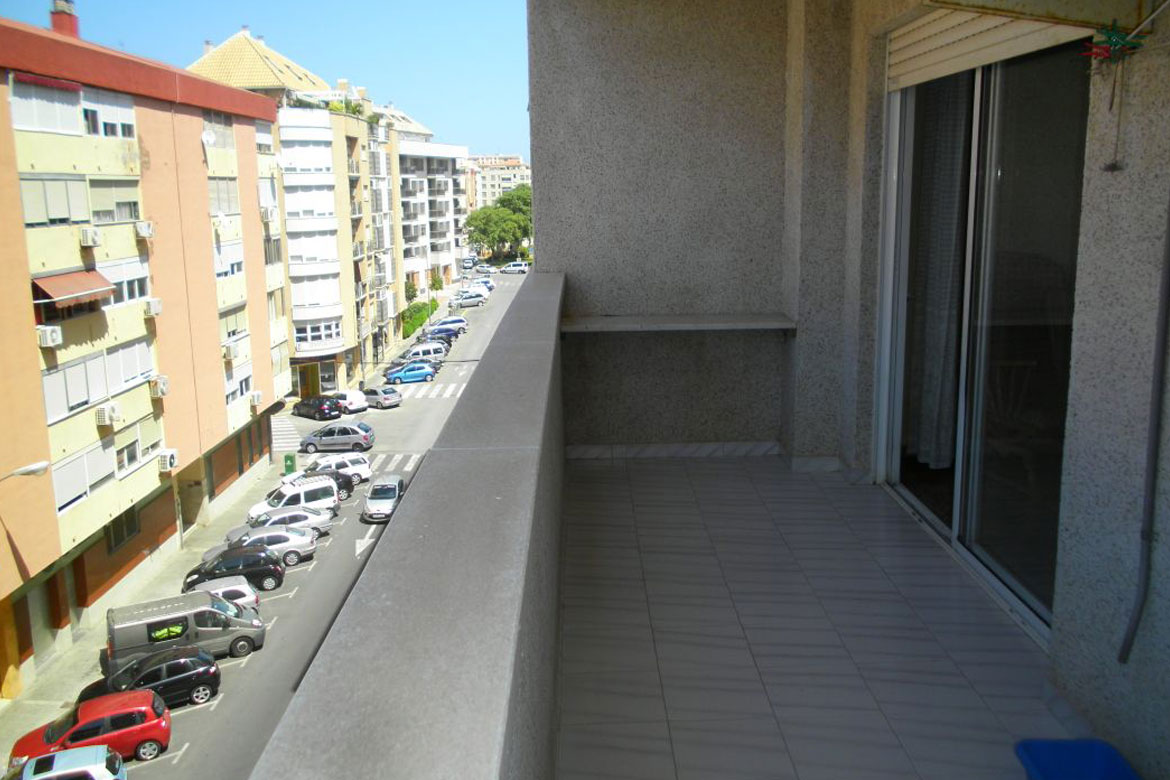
xmin=1015 ymin=739 xmax=1141 ymax=780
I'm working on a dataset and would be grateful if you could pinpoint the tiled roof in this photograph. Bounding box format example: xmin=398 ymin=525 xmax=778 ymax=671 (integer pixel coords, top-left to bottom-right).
xmin=188 ymin=31 xmax=328 ymax=92
xmin=378 ymin=105 xmax=432 ymax=138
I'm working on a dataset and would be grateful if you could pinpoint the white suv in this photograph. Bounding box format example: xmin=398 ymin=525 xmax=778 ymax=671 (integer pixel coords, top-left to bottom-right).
xmin=501 ymin=261 xmax=528 ymax=274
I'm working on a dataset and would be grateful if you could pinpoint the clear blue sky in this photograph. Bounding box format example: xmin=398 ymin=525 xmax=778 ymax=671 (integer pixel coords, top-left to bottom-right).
xmin=3 ymin=0 xmax=530 ymax=158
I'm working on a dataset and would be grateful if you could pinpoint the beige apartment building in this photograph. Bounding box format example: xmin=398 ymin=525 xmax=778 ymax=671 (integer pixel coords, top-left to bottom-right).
xmin=471 ymin=154 xmax=530 ymax=208
xmin=0 ymin=6 xmax=286 ymax=695
xmin=191 ymin=32 xmax=403 ymax=395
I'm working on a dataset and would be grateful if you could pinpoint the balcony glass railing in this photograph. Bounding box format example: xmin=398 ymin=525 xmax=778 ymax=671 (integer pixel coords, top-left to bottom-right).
xmin=347 ymin=159 xmax=360 ymax=176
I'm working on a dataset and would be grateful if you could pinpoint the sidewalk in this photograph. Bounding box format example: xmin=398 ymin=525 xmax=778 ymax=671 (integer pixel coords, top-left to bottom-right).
xmin=0 ymin=457 xmax=285 ymax=747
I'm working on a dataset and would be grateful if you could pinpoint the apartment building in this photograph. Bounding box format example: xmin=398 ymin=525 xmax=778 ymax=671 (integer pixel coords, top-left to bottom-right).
xmin=191 ymin=33 xmax=391 ymax=395
xmin=0 ymin=5 xmax=281 ymax=695
xmin=382 ymin=105 xmax=469 ymax=290
xmin=471 ymin=154 xmax=530 ymax=208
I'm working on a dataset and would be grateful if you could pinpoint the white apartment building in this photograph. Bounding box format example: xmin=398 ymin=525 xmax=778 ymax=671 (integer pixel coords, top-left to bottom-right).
xmin=383 ymin=106 xmax=468 ymax=292
xmin=471 ymin=155 xmax=531 ymax=208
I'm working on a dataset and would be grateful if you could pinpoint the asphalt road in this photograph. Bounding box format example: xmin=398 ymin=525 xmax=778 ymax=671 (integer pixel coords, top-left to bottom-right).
xmin=123 ymin=271 xmax=527 ymax=779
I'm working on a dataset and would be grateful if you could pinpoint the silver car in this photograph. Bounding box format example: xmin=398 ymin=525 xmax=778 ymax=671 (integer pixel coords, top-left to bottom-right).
xmin=300 ymin=421 xmax=375 ymax=453
xmin=205 ymin=526 xmax=317 ymax=567
xmin=362 ymin=474 xmax=405 ymax=523
xmin=364 ymin=386 xmax=402 ymax=409
xmin=245 ymin=506 xmax=334 ymax=538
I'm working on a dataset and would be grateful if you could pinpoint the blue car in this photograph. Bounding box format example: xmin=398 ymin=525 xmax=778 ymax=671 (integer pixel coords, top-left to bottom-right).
xmin=385 ymin=362 xmax=436 ymax=384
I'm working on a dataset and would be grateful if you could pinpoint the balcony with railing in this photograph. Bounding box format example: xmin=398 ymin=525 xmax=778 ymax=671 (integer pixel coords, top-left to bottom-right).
xmin=350 ymin=201 xmax=364 ymax=219
xmin=347 ymin=159 xmax=360 ymax=177
xmin=351 ymin=241 xmax=365 ymax=260
xmin=428 ymin=178 xmax=450 ymax=195
xmin=400 ymin=180 xmax=426 ymax=199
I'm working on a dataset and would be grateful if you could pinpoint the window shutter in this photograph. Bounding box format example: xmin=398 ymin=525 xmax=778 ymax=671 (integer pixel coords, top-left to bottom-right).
xmin=139 ymin=415 xmax=161 ymax=449
xmin=85 ymin=441 xmax=115 ymax=483
xmin=85 ymin=355 xmax=108 ymax=401
xmin=64 ymin=362 xmax=89 ymax=408
xmin=90 ymin=181 xmax=115 ymax=214
xmin=887 ymin=9 xmax=1089 ymax=91
xmin=66 ymin=180 xmax=88 ymax=221
xmin=43 ymin=370 xmax=68 ymax=421
xmin=52 ymin=457 xmax=87 ymax=510
xmin=45 ymin=180 xmax=69 ymax=221
xmin=20 ymin=180 xmax=47 ymax=224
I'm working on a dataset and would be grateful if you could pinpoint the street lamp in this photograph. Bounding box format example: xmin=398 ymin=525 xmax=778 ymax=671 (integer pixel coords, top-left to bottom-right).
xmin=0 ymin=461 xmax=49 ymax=484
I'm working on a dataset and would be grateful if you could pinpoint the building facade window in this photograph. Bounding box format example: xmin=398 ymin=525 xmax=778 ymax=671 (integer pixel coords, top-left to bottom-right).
xmin=218 ymin=306 xmax=249 ymax=343
xmin=90 ymin=179 xmax=140 ymax=224
xmin=294 ymin=318 xmax=342 ymax=346
xmin=105 ymin=507 xmax=140 ymax=554
xmin=224 ymin=362 xmax=253 ymax=404
xmin=19 ymin=177 xmax=89 ymax=226
xmin=213 ymin=239 xmax=245 ymax=279
xmin=99 ymin=256 xmax=150 ymax=307
xmin=82 ymin=88 xmax=135 ymax=139
xmin=10 ymin=79 xmax=82 ymax=134
xmin=202 ymin=110 xmax=234 ymax=149
xmin=271 ymin=342 xmax=290 ymax=377
xmin=263 ymin=236 xmax=283 ymax=266
xmin=267 ymin=288 xmax=286 ymax=320
xmin=255 ymin=120 xmax=274 ymax=154
xmin=51 ymin=438 xmax=115 ymax=512
xmin=208 ymin=177 xmax=240 ymax=216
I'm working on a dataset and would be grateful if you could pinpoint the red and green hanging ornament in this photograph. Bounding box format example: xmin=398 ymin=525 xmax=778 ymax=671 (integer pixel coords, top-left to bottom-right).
xmin=1083 ymin=22 xmax=1149 ymax=62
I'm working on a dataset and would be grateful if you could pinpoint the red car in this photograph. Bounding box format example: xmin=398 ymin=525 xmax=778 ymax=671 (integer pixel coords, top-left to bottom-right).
xmin=8 ymin=690 xmax=170 ymax=766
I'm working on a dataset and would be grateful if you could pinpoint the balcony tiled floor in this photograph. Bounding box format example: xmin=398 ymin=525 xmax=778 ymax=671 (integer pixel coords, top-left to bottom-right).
xmin=556 ymin=457 xmax=1083 ymax=780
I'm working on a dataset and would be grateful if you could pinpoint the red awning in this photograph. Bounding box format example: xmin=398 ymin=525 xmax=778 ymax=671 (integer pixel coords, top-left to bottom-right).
xmin=33 ymin=270 xmax=115 ymax=308
xmin=14 ymin=71 xmax=81 ymax=92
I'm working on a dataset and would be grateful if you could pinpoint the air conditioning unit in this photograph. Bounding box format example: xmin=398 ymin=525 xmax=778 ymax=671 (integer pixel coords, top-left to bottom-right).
xmin=79 ymin=227 xmax=102 ymax=247
xmin=142 ymin=297 xmax=163 ymax=318
xmin=36 ymin=324 xmax=63 ymax=349
xmin=157 ymin=448 xmax=178 ymax=473
xmin=134 ymin=221 xmax=154 ymax=239
xmin=261 ymin=206 xmax=279 ymax=223
xmin=94 ymin=402 xmax=122 ymax=427
xmin=222 ymin=342 xmax=241 ymax=361
xmin=149 ymin=375 xmax=170 ymax=398
xmin=249 ymin=390 xmax=263 ymax=407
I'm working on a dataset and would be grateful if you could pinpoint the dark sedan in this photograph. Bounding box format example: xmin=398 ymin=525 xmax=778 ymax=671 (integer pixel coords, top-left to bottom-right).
xmin=423 ymin=325 xmax=461 ymax=342
xmin=292 ymin=396 xmax=343 ymax=421
xmin=182 ymin=547 xmax=285 ymax=592
xmin=77 ymin=646 xmax=220 ymax=708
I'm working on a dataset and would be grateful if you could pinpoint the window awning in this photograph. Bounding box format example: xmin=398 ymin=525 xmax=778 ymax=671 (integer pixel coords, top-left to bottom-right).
xmin=33 ymin=270 xmax=115 ymax=308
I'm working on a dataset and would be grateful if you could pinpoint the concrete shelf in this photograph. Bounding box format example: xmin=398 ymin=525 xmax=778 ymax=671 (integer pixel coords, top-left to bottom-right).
xmin=559 ymin=312 xmax=796 ymax=333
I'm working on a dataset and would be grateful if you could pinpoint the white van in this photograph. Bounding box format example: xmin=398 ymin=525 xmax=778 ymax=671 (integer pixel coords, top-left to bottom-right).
xmin=247 ymin=476 xmax=339 ymax=521
xmin=405 ymin=341 xmax=448 ymax=361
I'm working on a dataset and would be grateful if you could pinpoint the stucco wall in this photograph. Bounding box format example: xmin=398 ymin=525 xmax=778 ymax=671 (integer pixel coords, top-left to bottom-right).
xmin=1053 ymin=26 xmax=1170 ymax=778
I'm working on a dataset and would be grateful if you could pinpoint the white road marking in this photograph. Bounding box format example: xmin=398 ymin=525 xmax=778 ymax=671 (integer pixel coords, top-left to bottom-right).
xmin=286 ymin=561 xmax=317 ymax=575
xmin=169 ymin=742 xmax=189 ymax=765
xmin=387 ymin=453 xmax=404 ymax=471
xmin=429 ymin=384 xmax=444 ymax=398
xmin=334 ymin=517 xmax=347 ymax=527
xmin=404 ymin=454 xmax=420 ymax=472
xmin=267 ymin=615 xmax=280 ymax=630
xmin=261 ymin=586 xmax=298 ymax=602
xmin=318 ymin=538 xmax=332 ymax=548
xmin=371 ymin=453 xmax=386 ymax=471
xmin=355 ymin=524 xmax=376 ymax=556
xmin=171 ymin=694 xmax=222 ymax=718
xmin=209 ymin=694 xmax=223 ymax=712
xmin=400 ymin=385 xmax=417 ymax=399
xmin=457 ymin=384 xmax=466 ymax=397
xmin=443 ymin=383 xmax=457 ymax=398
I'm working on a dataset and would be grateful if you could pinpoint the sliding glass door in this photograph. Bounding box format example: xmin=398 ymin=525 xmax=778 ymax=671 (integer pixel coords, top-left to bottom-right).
xmin=887 ymin=42 xmax=1088 ymax=619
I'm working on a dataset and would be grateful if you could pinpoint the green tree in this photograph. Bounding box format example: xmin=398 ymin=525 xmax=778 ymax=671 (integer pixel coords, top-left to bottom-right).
xmin=405 ymin=279 xmax=418 ymax=302
xmin=429 ymin=269 xmax=443 ymax=290
xmin=466 ymin=206 xmax=528 ymax=259
xmin=495 ymin=184 xmax=532 ymax=240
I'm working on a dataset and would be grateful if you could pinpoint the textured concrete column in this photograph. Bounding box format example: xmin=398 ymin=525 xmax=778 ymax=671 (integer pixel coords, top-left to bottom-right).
xmin=1052 ymin=30 xmax=1170 ymax=779
xmin=780 ymin=0 xmax=854 ymax=470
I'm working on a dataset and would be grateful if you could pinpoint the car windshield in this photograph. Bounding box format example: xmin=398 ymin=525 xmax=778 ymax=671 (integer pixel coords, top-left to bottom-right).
xmin=248 ymin=514 xmax=268 ymax=527
xmin=265 ymin=489 xmax=289 ymax=507
xmin=357 ymin=422 xmax=372 ymax=433
xmin=44 ymin=706 xmax=79 ymax=743
xmin=370 ymin=484 xmax=397 ymax=499
xmin=109 ymin=658 xmax=145 ymax=690
xmin=211 ymin=595 xmax=242 ymax=618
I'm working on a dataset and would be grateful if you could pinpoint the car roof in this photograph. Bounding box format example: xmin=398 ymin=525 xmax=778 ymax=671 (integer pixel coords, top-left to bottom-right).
xmin=78 ymin=690 xmax=154 ymax=720
xmin=262 ymin=505 xmax=324 ymax=518
xmin=216 ymin=546 xmax=270 ymax=560
xmin=373 ymin=473 xmax=405 ymax=485
xmin=192 ymin=574 xmax=251 ymax=589
xmin=24 ymin=746 xmax=113 ymax=773
xmin=129 ymin=645 xmax=206 ymax=668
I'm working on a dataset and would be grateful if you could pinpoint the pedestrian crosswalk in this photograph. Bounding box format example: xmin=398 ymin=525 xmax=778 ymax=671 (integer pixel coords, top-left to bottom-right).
xmin=271 ymin=415 xmax=302 ymax=451
xmin=395 ymin=382 xmax=467 ymax=400
xmin=368 ymin=452 xmax=423 ymax=474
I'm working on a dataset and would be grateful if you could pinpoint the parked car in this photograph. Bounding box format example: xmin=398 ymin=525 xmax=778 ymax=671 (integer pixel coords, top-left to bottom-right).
xmin=424 ymin=325 xmax=462 ymax=342
xmin=461 ymin=257 xmax=475 ymax=270
xmin=8 ymin=691 xmax=170 ymax=766
xmin=304 ymin=452 xmax=373 ymax=482
xmin=501 ymin=261 xmax=528 ymax=274
xmin=434 ymin=315 xmax=469 ymax=332
xmin=386 ymin=362 xmax=436 ymax=384
xmin=455 ymin=291 xmax=486 ymax=308
xmin=329 ymin=389 xmax=369 ymax=414
xmin=244 ymin=506 xmax=334 ymax=538
xmin=3 ymin=746 xmax=125 ymax=780
xmin=182 ymin=547 xmax=285 ymax=593
xmin=469 ymin=277 xmax=496 ymax=292
xmin=361 ymin=475 xmax=405 ymax=523
xmin=416 ymin=332 xmax=453 ymax=350
xmin=299 ymin=422 xmax=375 ymax=453
xmin=385 ymin=355 xmax=443 ymax=375
xmin=187 ymin=576 xmax=259 ymax=611
xmin=99 ymin=593 xmax=264 ymax=675
xmin=364 ymin=386 xmax=402 ymax=409
xmin=475 ymin=264 xmax=497 ymax=274
xmin=247 ymin=477 xmax=340 ymax=520
xmin=206 ymin=525 xmax=316 ymax=567
xmin=280 ymin=467 xmax=356 ymax=498
xmin=291 ymin=396 xmax=342 ymax=421
xmin=77 ymin=647 xmax=220 ymax=709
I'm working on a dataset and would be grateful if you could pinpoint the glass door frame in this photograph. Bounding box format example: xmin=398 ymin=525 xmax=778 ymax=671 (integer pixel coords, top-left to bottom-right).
xmin=874 ymin=69 xmax=1053 ymax=641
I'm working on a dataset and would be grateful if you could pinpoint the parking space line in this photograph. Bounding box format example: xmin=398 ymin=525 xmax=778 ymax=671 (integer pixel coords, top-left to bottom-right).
xmin=262 ymin=586 xmax=298 ymax=602
xmin=171 ymin=694 xmax=223 ymax=718
xmin=387 ymin=453 xmax=403 ymax=471
xmin=318 ymin=538 xmax=332 ymax=548
xmin=334 ymin=517 xmax=347 ymax=527
xmin=404 ymin=454 xmax=420 ymax=472
xmin=168 ymin=742 xmax=189 ymax=766
xmin=457 ymin=384 xmax=466 ymax=397
xmin=443 ymin=383 xmax=457 ymax=398
xmin=267 ymin=615 xmax=280 ymax=630
xmin=287 ymin=560 xmax=317 ymax=575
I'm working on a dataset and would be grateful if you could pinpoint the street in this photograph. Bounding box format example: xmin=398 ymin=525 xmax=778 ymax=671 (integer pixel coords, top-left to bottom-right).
xmin=9 ymin=272 xmax=527 ymax=780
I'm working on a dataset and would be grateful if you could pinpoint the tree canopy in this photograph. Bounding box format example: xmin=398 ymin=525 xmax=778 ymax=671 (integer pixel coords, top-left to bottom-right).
xmin=466 ymin=206 xmax=528 ymax=259
xmin=495 ymin=184 xmax=531 ymax=228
